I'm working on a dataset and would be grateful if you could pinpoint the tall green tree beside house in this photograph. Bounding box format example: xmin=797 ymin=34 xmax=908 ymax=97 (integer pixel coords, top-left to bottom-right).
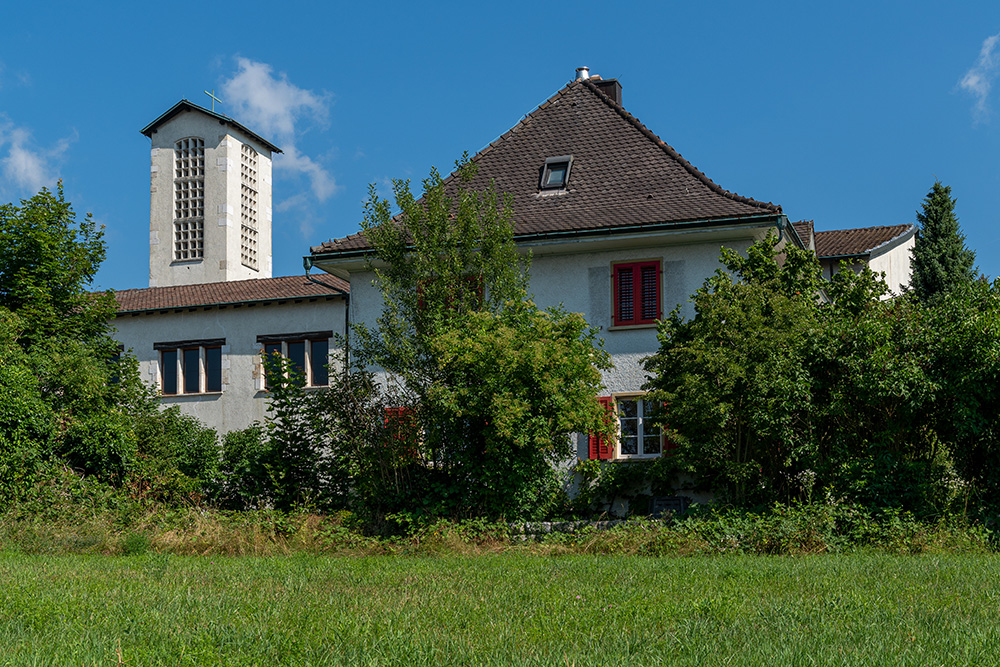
xmin=353 ymin=159 xmax=611 ymax=520
xmin=910 ymin=181 xmax=977 ymax=304
xmin=0 ymin=186 xmax=220 ymax=498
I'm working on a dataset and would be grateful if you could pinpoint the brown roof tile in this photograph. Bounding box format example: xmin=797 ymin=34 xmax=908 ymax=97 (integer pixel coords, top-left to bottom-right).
xmin=114 ymin=274 xmax=348 ymax=314
xmin=790 ymin=220 xmax=814 ymax=250
xmin=815 ymin=225 xmax=915 ymax=258
xmin=312 ymin=78 xmax=781 ymax=256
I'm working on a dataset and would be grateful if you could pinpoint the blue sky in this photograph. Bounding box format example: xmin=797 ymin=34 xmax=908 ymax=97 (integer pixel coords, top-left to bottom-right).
xmin=3 ymin=1 xmax=1000 ymax=290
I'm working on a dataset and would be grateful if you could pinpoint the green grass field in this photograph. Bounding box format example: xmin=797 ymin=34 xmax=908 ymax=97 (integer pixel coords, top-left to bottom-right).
xmin=1 ymin=552 xmax=999 ymax=665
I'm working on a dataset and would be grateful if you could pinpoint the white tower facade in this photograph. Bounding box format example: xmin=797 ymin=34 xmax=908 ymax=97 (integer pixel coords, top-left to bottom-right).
xmin=141 ymin=100 xmax=280 ymax=287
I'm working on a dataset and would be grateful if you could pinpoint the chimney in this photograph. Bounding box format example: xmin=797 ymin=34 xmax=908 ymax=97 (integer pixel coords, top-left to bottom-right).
xmin=575 ymin=66 xmax=590 ymax=80
xmin=593 ymin=78 xmax=622 ymax=105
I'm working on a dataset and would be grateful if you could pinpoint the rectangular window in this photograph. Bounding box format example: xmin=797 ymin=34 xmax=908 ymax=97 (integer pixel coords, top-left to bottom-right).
xmin=616 ymin=397 xmax=661 ymax=458
xmin=257 ymin=331 xmax=333 ymax=389
xmin=182 ymin=348 xmax=201 ymax=393
xmin=540 ymin=155 xmax=573 ymax=189
xmin=310 ymin=339 xmax=329 ymax=386
xmin=174 ymin=137 xmax=205 ymax=261
xmin=588 ymin=394 xmax=665 ymax=460
xmin=161 ymin=349 xmax=178 ymax=395
xmin=205 ymin=346 xmax=222 ymax=393
xmin=613 ymin=260 xmax=660 ymax=326
xmin=155 ymin=339 xmax=225 ymax=396
xmin=240 ymin=143 xmax=259 ymax=270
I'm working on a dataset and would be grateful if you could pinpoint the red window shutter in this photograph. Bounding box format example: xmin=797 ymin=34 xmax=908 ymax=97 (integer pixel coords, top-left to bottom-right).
xmin=588 ymin=396 xmax=615 ymax=460
xmin=613 ymin=261 xmax=660 ymax=326
xmin=640 ymin=264 xmax=659 ymax=321
xmin=615 ymin=266 xmax=634 ymax=325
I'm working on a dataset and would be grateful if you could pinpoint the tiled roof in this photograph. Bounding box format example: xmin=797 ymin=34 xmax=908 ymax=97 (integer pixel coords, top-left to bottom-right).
xmin=790 ymin=220 xmax=814 ymax=250
xmin=815 ymin=225 xmax=915 ymax=258
xmin=114 ymin=274 xmax=348 ymax=314
xmin=312 ymin=77 xmax=781 ymax=256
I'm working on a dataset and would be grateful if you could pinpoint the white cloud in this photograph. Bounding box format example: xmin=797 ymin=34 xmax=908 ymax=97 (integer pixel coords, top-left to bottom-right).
xmin=278 ymin=145 xmax=338 ymax=202
xmin=0 ymin=118 xmax=74 ymax=196
xmin=960 ymin=32 xmax=1000 ymax=122
xmin=220 ymin=58 xmax=339 ymax=206
xmin=221 ymin=58 xmax=328 ymax=137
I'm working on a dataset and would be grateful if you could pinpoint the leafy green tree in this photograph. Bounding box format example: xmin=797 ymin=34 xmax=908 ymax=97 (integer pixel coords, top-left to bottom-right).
xmin=0 ymin=186 xmax=219 ymax=497
xmin=643 ymin=234 xmax=824 ymax=505
xmin=910 ymin=181 xmax=977 ymax=304
xmin=0 ymin=183 xmax=115 ymax=352
xmin=644 ymin=234 xmax=965 ymax=514
xmin=354 ymin=159 xmax=611 ymax=520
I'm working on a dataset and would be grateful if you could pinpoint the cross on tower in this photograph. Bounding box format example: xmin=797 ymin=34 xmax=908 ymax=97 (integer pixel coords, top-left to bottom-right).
xmin=204 ymin=89 xmax=222 ymax=112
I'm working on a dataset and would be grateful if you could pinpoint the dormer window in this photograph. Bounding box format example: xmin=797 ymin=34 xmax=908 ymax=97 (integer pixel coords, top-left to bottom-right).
xmin=540 ymin=155 xmax=573 ymax=189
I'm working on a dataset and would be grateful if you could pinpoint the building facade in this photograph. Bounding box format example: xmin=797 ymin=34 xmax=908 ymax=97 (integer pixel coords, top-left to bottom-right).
xmin=114 ymin=101 xmax=347 ymax=435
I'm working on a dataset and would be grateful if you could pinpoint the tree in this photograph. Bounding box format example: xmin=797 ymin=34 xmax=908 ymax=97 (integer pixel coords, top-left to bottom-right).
xmin=0 ymin=183 xmax=115 ymax=352
xmin=0 ymin=186 xmax=221 ymax=497
xmin=353 ymin=159 xmax=611 ymax=520
xmin=910 ymin=181 xmax=976 ymax=304
xmin=643 ymin=234 xmax=962 ymax=513
xmin=643 ymin=234 xmax=825 ymax=505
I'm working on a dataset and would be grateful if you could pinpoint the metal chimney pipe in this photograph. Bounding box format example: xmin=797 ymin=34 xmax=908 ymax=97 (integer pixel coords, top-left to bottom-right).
xmin=575 ymin=66 xmax=590 ymax=80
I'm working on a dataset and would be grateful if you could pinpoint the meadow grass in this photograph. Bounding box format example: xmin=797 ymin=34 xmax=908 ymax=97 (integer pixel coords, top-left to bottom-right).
xmin=0 ymin=551 xmax=998 ymax=665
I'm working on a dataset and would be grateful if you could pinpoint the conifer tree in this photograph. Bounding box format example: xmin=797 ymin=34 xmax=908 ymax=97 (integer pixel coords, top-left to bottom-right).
xmin=910 ymin=181 xmax=976 ymax=303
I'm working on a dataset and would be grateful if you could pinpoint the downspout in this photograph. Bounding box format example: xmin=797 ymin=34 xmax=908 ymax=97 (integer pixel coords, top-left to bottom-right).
xmin=774 ymin=215 xmax=787 ymax=244
xmin=303 ymin=256 xmax=350 ymax=368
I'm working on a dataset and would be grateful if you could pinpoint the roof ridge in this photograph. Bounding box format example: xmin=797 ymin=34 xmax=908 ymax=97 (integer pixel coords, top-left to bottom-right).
xmin=115 ymin=273 xmax=348 ymax=296
xmin=815 ymin=223 xmax=912 ymax=235
xmin=579 ymin=79 xmax=781 ymax=214
xmin=140 ymin=99 xmax=283 ymax=154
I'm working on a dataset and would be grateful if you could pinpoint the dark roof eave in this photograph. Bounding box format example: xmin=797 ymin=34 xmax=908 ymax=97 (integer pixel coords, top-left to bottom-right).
xmin=818 ymin=252 xmax=870 ymax=261
xmin=115 ymin=292 xmax=343 ymax=317
xmin=310 ymin=213 xmax=782 ymax=263
xmin=140 ymin=99 xmax=283 ymax=154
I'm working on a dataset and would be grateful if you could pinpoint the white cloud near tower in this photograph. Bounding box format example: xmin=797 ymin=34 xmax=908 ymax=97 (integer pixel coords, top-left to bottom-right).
xmin=220 ymin=57 xmax=339 ymax=234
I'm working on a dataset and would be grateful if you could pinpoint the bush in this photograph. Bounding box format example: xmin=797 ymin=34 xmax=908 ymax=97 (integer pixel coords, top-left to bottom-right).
xmin=215 ymin=424 xmax=270 ymax=510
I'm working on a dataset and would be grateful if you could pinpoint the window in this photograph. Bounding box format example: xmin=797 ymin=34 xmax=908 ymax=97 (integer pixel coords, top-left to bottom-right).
xmin=155 ymin=339 xmax=225 ymax=395
xmin=257 ymin=331 xmax=332 ymax=388
xmin=613 ymin=260 xmax=660 ymax=326
xmin=173 ymin=137 xmax=205 ymax=261
xmin=240 ymin=143 xmax=258 ymax=270
xmin=616 ymin=396 xmax=661 ymax=458
xmin=588 ymin=395 xmax=670 ymax=460
xmin=540 ymin=155 xmax=573 ymax=189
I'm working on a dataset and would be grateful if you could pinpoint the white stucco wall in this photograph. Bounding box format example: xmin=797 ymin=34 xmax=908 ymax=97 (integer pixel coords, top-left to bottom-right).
xmin=113 ymin=297 xmax=345 ymax=434
xmin=344 ymin=226 xmax=773 ymax=390
xmin=820 ymin=234 xmax=915 ymax=297
xmin=148 ymin=111 xmax=274 ymax=288
xmin=867 ymin=235 xmax=915 ymax=295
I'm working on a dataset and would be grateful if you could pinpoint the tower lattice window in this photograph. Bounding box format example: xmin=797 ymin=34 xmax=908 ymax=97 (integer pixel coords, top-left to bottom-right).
xmin=173 ymin=137 xmax=205 ymax=261
xmin=240 ymin=143 xmax=258 ymax=270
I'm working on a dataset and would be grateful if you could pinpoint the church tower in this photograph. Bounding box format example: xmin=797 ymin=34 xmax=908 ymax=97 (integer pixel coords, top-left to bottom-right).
xmin=141 ymin=100 xmax=281 ymax=287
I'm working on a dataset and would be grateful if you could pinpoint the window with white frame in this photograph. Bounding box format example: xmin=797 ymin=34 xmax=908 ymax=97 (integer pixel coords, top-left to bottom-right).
xmin=155 ymin=338 xmax=224 ymax=395
xmin=588 ymin=394 xmax=664 ymax=459
xmin=616 ymin=396 xmax=661 ymax=458
xmin=257 ymin=331 xmax=331 ymax=389
xmin=174 ymin=137 xmax=205 ymax=261
xmin=240 ymin=143 xmax=258 ymax=270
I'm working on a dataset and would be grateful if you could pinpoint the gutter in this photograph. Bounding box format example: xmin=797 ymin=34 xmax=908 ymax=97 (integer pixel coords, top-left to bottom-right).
xmin=304 ymin=256 xmax=351 ymax=368
xmin=310 ymin=213 xmax=783 ymax=263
